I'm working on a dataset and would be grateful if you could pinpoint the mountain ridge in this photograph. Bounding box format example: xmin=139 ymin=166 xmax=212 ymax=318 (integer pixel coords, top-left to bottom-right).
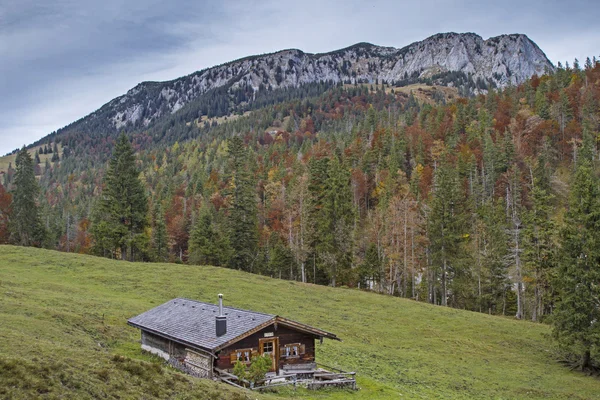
xmin=35 ymin=32 xmax=553 ymax=149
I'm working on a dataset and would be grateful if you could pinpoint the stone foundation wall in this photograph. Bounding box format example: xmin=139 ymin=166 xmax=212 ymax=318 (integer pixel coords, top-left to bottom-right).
xmin=141 ymin=331 xmax=170 ymax=360
xmin=140 ymin=331 xmax=213 ymax=378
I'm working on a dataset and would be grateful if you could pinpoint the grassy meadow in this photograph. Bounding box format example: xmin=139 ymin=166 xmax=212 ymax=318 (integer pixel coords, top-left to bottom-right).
xmin=0 ymin=144 xmax=62 ymax=175
xmin=0 ymin=245 xmax=599 ymax=399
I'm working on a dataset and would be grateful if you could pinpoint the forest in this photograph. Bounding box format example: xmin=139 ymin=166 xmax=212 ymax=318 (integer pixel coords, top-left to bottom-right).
xmin=1 ymin=58 xmax=600 ymax=368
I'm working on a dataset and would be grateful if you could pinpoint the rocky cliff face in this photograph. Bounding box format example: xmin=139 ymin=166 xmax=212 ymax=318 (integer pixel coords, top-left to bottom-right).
xmin=68 ymin=33 xmax=554 ymax=133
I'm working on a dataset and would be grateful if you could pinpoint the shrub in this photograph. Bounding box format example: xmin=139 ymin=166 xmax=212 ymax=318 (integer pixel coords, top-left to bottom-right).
xmin=232 ymin=354 xmax=272 ymax=387
xmin=232 ymin=360 xmax=247 ymax=383
xmin=247 ymin=354 xmax=272 ymax=385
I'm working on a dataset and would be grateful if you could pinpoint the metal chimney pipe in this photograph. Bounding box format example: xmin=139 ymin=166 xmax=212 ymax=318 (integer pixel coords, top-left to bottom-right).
xmin=216 ymin=294 xmax=227 ymax=337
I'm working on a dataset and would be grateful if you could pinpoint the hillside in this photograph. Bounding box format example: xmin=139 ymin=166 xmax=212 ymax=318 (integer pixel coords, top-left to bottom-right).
xmin=0 ymin=144 xmax=62 ymax=177
xmin=1 ymin=246 xmax=598 ymax=399
xmin=28 ymin=32 xmax=551 ymax=149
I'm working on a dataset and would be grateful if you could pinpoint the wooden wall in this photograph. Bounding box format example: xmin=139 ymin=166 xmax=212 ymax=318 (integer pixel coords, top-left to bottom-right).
xmin=215 ymin=323 xmax=316 ymax=371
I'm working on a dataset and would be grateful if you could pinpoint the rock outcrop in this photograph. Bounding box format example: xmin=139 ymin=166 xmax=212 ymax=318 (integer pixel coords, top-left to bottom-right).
xmin=64 ymin=33 xmax=555 ymax=133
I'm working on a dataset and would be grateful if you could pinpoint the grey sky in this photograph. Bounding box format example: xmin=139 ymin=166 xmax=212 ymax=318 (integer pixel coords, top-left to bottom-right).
xmin=1 ymin=0 xmax=598 ymax=155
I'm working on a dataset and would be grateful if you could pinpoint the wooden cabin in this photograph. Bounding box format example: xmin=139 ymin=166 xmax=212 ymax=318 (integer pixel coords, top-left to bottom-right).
xmin=127 ymin=295 xmax=340 ymax=379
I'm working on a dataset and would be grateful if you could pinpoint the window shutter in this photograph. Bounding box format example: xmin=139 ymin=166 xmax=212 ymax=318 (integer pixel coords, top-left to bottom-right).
xmin=230 ymin=352 xmax=238 ymax=363
xmin=279 ymin=346 xmax=285 ymax=356
xmin=299 ymin=344 xmax=306 ymax=355
xmin=252 ymin=349 xmax=259 ymax=358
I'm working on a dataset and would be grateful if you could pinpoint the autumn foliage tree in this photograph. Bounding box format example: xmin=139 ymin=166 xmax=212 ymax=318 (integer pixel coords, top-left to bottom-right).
xmin=0 ymin=182 xmax=12 ymax=243
xmin=7 ymin=58 xmax=600 ymax=353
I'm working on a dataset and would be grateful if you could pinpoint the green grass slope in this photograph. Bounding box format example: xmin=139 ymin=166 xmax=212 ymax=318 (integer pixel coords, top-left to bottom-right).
xmin=0 ymin=246 xmax=598 ymax=400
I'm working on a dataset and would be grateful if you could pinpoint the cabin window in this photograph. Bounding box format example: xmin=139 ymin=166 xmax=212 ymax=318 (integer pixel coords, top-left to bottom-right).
xmin=262 ymin=341 xmax=274 ymax=353
xmin=231 ymin=348 xmax=252 ymax=364
xmin=282 ymin=343 xmax=305 ymax=358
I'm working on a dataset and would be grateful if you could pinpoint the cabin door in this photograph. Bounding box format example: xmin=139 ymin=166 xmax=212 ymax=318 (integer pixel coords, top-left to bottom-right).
xmin=259 ymin=337 xmax=279 ymax=372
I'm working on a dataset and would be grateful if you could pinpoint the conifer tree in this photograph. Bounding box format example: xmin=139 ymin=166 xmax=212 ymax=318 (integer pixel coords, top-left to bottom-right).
xmin=427 ymin=155 xmax=469 ymax=306
xmin=91 ymin=134 xmax=148 ymax=261
xmin=359 ymin=243 xmax=382 ymax=289
xmin=506 ymin=166 xmax=525 ymax=319
xmin=227 ymin=136 xmax=258 ymax=271
xmin=189 ymin=204 xmax=229 ymax=266
xmin=474 ymin=199 xmax=509 ymax=314
xmin=535 ymin=86 xmax=550 ymax=119
xmin=308 ymin=156 xmax=354 ymax=286
xmin=268 ymin=235 xmax=295 ymax=279
xmin=151 ymin=203 xmax=168 ymax=262
xmin=523 ymin=154 xmax=557 ymax=321
xmin=10 ymin=148 xmax=45 ymax=246
xmin=322 ymin=156 xmax=354 ymax=286
xmin=553 ymin=156 xmax=600 ymax=370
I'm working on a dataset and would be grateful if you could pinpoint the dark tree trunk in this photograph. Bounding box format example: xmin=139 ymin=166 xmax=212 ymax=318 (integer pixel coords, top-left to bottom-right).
xmin=582 ymin=349 xmax=591 ymax=371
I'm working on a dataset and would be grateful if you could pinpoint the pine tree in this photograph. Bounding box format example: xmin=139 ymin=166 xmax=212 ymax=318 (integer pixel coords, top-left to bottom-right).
xmin=91 ymin=134 xmax=148 ymax=261
xmin=553 ymin=159 xmax=600 ymax=370
xmin=227 ymin=136 xmax=258 ymax=271
xmin=10 ymin=148 xmax=45 ymax=246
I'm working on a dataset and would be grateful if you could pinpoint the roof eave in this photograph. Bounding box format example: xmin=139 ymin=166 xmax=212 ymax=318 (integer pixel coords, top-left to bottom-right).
xmin=127 ymin=320 xmax=217 ymax=355
xmin=275 ymin=316 xmax=341 ymax=341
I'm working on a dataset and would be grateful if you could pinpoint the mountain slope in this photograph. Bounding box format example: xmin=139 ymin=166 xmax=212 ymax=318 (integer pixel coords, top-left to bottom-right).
xmin=45 ymin=32 xmax=552 ymax=143
xmin=1 ymin=246 xmax=598 ymax=400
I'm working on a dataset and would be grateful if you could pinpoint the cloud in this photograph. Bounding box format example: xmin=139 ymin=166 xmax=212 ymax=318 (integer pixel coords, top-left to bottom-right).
xmin=1 ymin=0 xmax=599 ymax=155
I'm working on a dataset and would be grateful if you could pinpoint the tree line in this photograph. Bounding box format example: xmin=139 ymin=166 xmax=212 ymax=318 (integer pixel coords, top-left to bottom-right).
xmin=1 ymin=57 xmax=600 ymax=370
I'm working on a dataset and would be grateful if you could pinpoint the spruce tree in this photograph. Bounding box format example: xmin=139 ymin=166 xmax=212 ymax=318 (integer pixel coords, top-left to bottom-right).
xmin=189 ymin=205 xmax=229 ymax=266
xmin=227 ymin=136 xmax=258 ymax=271
xmin=151 ymin=203 xmax=168 ymax=262
xmin=323 ymin=156 xmax=354 ymax=286
xmin=308 ymin=157 xmax=331 ymax=284
xmin=308 ymin=156 xmax=354 ymax=286
xmin=267 ymin=235 xmax=295 ymax=279
xmin=91 ymin=134 xmax=148 ymax=261
xmin=476 ymin=199 xmax=510 ymax=315
xmin=428 ymin=156 xmax=470 ymax=306
xmin=10 ymin=148 xmax=45 ymax=246
xmin=553 ymin=159 xmax=600 ymax=370
xmin=359 ymin=243 xmax=382 ymax=289
xmin=523 ymin=155 xmax=557 ymax=321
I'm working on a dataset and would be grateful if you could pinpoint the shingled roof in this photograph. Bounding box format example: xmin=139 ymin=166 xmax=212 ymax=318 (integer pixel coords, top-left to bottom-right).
xmin=127 ymin=298 xmax=339 ymax=353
